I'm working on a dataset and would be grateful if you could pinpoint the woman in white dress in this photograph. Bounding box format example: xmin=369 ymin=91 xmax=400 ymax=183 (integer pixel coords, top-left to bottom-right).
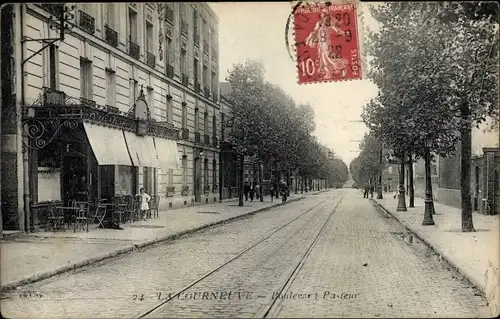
xmin=136 ymin=188 xmax=151 ymax=220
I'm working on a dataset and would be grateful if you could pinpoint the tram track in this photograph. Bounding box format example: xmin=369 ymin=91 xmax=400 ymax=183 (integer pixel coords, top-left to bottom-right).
xmin=138 ymin=191 xmax=345 ymax=318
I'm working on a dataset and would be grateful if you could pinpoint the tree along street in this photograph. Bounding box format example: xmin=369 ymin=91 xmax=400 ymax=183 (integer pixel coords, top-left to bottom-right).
xmin=1 ymin=189 xmax=488 ymax=318
xmin=357 ymin=2 xmax=498 ymax=231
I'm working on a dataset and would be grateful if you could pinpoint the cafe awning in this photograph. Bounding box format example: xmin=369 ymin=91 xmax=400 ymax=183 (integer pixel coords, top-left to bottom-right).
xmin=123 ymin=131 xmax=160 ymax=168
xmin=83 ymin=122 xmax=132 ymax=166
xmin=153 ymin=137 xmax=180 ymax=170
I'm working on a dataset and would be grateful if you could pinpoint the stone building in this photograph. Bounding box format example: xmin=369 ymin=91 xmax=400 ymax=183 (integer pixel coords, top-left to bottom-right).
xmin=0 ymin=3 xmax=222 ymax=231
xmin=437 ymin=119 xmax=499 ymax=214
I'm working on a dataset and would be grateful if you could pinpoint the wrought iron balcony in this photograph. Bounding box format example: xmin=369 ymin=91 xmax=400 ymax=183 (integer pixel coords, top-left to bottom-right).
xmin=79 ymin=10 xmax=95 ymax=35
xmin=181 ymin=20 xmax=188 ymax=36
xmin=39 ymin=3 xmax=64 ymax=18
xmin=80 ymin=97 xmax=96 ymax=108
xmin=203 ymin=185 xmax=210 ymax=193
xmin=181 ymin=73 xmax=189 ymax=87
xmin=212 ymin=94 xmax=218 ymax=103
xmin=105 ymin=105 xmax=120 ymax=114
xmin=204 ymin=134 xmax=210 ymax=145
xmin=166 ymin=186 xmax=175 ymax=197
xmin=194 ymin=81 xmax=201 ymax=93
xmin=181 ymin=185 xmax=189 ymax=196
xmin=165 ymin=6 xmax=174 ymax=24
xmin=166 ymin=64 xmax=174 ymax=79
xmin=129 ymin=39 xmax=140 ymax=60
xmin=213 ymin=136 xmax=218 ymax=147
xmin=204 ymin=86 xmax=210 ymax=99
xmin=147 ymin=52 xmax=156 ymax=68
xmin=194 ymin=132 xmax=201 ymax=143
xmin=104 ymin=25 xmax=118 ymax=47
xmin=181 ymin=128 xmax=189 ymax=140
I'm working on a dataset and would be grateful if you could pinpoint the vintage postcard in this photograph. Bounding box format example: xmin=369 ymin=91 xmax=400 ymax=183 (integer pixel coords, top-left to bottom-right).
xmin=0 ymin=1 xmax=499 ymax=318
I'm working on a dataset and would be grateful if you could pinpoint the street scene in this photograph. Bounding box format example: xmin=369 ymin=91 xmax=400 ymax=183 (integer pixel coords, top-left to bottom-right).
xmin=1 ymin=1 xmax=499 ymax=318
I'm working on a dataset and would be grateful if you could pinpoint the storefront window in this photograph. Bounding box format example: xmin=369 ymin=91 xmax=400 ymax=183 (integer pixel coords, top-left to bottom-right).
xmin=37 ymin=143 xmax=62 ymax=202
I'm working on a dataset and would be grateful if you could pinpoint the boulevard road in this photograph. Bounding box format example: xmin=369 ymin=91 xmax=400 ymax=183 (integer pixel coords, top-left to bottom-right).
xmin=0 ymin=189 xmax=488 ymax=318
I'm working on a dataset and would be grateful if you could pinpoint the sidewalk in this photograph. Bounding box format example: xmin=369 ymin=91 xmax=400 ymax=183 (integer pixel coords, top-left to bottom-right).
xmin=373 ymin=194 xmax=500 ymax=317
xmin=1 ymin=191 xmax=324 ymax=291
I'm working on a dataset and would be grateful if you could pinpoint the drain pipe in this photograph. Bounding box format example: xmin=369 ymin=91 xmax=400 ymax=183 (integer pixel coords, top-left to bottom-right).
xmin=19 ymin=3 xmax=30 ymax=233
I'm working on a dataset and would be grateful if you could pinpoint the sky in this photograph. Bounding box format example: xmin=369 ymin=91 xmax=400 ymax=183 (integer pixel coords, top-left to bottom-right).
xmin=210 ymin=2 xmax=381 ymax=165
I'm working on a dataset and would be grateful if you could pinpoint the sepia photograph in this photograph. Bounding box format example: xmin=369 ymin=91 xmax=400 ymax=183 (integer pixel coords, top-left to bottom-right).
xmin=0 ymin=1 xmax=499 ymax=318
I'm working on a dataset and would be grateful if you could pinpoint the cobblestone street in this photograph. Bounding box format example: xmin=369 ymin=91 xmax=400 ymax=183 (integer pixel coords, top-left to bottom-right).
xmin=0 ymin=189 xmax=489 ymax=318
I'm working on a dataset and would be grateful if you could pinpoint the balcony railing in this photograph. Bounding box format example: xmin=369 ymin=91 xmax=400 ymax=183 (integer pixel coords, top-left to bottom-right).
xmin=129 ymin=39 xmax=140 ymax=60
xmin=166 ymin=186 xmax=175 ymax=197
xmin=194 ymin=33 xmax=200 ymax=46
xmin=181 ymin=73 xmax=189 ymax=87
xmin=204 ymin=86 xmax=210 ymax=99
xmin=146 ymin=52 xmax=156 ymax=68
xmin=106 ymin=105 xmax=120 ymax=114
xmin=104 ymin=25 xmax=118 ymax=47
xmin=181 ymin=20 xmax=188 ymax=36
xmin=166 ymin=64 xmax=174 ymax=79
xmin=181 ymin=128 xmax=189 ymax=140
xmin=213 ymin=136 xmax=218 ymax=147
xmin=39 ymin=3 xmax=64 ymax=18
xmin=165 ymin=6 xmax=174 ymax=23
xmin=181 ymin=185 xmax=189 ymax=196
xmin=194 ymin=132 xmax=201 ymax=143
xmin=204 ymin=134 xmax=210 ymax=145
xmin=80 ymin=97 xmax=96 ymax=108
xmin=79 ymin=10 xmax=95 ymax=35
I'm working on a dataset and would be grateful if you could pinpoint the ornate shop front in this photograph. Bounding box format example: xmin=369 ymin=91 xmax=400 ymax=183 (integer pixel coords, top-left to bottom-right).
xmin=22 ymin=87 xmax=180 ymax=230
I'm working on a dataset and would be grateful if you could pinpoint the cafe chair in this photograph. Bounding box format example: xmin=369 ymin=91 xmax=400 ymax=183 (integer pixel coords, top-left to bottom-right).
xmin=148 ymin=196 xmax=160 ymax=218
xmin=47 ymin=202 xmax=64 ymax=232
xmin=74 ymin=201 xmax=89 ymax=232
xmin=91 ymin=205 xmax=107 ymax=228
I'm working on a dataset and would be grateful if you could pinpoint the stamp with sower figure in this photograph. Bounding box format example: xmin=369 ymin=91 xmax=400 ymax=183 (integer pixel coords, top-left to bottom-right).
xmin=293 ymin=1 xmax=362 ymax=84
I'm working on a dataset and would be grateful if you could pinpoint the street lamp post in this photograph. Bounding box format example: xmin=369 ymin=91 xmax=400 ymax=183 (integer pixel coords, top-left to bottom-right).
xmin=397 ymin=151 xmax=407 ymax=211
xmin=422 ymin=138 xmax=435 ymax=225
xmin=377 ymin=145 xmax=383 ymax=199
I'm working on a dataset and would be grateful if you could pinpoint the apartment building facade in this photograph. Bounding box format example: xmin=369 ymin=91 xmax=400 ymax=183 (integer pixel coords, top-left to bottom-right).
xmin=0 ymin=3 xmax=222 ymax=231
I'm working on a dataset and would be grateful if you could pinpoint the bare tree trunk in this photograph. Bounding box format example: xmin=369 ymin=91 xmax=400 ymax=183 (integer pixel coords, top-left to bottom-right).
xmin=238 ymin=154 xmax=244 ymax=207
xmin=258 ymin=162 xmax=263 ymax=202
xmin=409 ymin=152 xmax=415 ymax=208
xmin=301 ymin=176 xmax=304 ymax=193
xmin=460 ymin=104 xmax=475 ymax=232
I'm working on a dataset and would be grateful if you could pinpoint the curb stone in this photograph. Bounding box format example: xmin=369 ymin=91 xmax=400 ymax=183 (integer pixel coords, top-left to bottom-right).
xmin=1 ymin=191 xmax=323 ymax=292
xmin=369 ymin=198 xmax=497 ymax=316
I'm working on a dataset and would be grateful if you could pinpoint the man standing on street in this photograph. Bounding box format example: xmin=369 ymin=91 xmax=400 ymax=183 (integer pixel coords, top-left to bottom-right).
xmin=363 ymin=183 xmax=369 ymax=198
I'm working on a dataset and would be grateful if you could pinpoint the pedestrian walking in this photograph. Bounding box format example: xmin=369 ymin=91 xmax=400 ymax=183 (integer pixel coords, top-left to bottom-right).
xmin=249 ymin=182 xmax=255 ymax=202
xmin=136 ymin=188 xmax=151 ymax=221
xmin=244 ymin=181 xmax=250 ymax=201
xmin=363 ymin=183 xmax=369 ymax=198
xmin=369 ymin=185 xmax=374 ymax=198
xmin=269 ymin=184 xmax=275 ymax=202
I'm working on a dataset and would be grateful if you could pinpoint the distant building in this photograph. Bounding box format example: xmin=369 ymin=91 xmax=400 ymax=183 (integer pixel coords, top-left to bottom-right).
xmin=437 ymin=119 xmax=499 ymax=214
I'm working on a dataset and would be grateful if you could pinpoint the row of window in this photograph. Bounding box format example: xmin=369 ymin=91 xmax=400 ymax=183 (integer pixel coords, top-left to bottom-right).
xmin=179 ymin=157 xmax=218 ymax=189
xmin=42 ymin=3 xmax=219 ymax=96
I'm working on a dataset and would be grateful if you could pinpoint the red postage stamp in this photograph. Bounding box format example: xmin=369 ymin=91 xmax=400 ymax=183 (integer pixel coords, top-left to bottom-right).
xmin=293 ymin=1 xmax=362 ymax=84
